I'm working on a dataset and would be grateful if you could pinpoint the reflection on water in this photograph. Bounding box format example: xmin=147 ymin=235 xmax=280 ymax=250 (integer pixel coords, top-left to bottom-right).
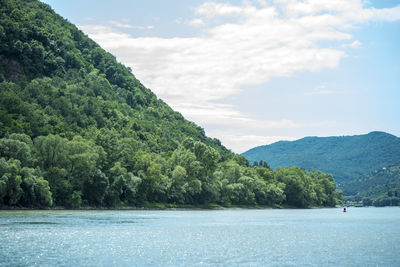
xmin=0 ymin=208 xmax=399 ymax=266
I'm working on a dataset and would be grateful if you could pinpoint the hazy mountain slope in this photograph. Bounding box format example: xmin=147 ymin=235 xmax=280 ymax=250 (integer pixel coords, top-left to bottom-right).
xmin=345 ymin=165 xmax=400 ymax=206
xmin=242 ymin=132 xmax=400 ymax=184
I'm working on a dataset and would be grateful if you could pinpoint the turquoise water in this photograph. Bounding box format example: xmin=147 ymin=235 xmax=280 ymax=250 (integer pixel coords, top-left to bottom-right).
xmin=0 ymin=208 xmax=399 ymax=266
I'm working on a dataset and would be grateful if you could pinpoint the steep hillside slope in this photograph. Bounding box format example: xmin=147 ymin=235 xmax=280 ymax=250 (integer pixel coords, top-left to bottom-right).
xmin=243 ymin=131 xmax=400 ymax=184
xmin=0 ymin=0 xmax=228 ymax=154
xmin=0 ymin=0 xmax=341 ymax=208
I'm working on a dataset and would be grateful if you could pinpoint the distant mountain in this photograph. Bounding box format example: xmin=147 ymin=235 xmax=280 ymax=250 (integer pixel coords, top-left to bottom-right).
xmin=242 ymin=132 xmax=400 ymax=186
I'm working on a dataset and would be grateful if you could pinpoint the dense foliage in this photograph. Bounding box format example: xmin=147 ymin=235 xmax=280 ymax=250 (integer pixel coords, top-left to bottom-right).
xmin=243 ymin=132 xmax=400 ymax=186
xmin=344 ymin=165 xmax=400 ymax=206
xmin=0 ymin=0 xmax=341 ymax=208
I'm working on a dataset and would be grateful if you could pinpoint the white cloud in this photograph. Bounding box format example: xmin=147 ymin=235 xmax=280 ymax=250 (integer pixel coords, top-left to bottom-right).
xmin=187 ymin=18 xmax=205 ymax=27
xmin=176 ymin=101 xmax=333 ymax=129
xmin=195 ymin=2 xmax=248 ymax=17
xmin=206 ymin=130 xmax=297 ymax=153
xmin=343 ymin=40 xmax=362 ymax=49
xmin=109 ymin=20 xmax=134 ymax=29
xmin=375 ymin=5 xmax=400 ymax=21
xmin=257 ymin=0 xmax=268 ymax=7
xmin=109 ymin=20 xmax=154 ymax=30
xmin=275 ymin=0 xmax=364 ymax=17
xmin=79 ymin=0 xmax=400 ymax=152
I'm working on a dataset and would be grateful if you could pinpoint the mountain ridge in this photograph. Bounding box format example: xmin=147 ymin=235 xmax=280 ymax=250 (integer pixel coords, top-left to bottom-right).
xmin=242 ymin=131 xmax=400 ymax=186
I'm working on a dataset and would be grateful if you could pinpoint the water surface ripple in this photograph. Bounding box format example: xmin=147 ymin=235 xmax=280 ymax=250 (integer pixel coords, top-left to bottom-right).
xmin=0 ymin=208 xmax=399 ymax=266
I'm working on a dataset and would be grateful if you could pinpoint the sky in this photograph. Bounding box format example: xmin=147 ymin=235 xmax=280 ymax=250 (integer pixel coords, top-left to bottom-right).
xmin=41 ymin=0 xmax=400 ymax=153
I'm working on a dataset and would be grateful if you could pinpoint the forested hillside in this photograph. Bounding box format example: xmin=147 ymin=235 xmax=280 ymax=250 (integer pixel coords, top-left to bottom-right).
xmin=0 ymin=0 xmax=341 ymax=208
xmin=243 ymin=131 xmax=400 ymax=184
xmin=344 ymin=165 xmax=400 ymax=206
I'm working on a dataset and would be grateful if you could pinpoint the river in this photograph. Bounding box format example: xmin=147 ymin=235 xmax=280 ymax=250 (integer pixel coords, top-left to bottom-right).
xmin=1 ymin=207 xmax=399 ymax=266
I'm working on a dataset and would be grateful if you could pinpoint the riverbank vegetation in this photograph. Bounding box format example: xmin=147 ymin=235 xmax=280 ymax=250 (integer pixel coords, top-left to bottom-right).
xmin=0 ymin=133 xmax=342 ymax=209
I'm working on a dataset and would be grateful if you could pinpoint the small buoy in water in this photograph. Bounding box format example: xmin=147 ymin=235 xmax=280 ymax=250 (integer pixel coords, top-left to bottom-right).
xmin=343 ymin=207 xmax=346 ymax=212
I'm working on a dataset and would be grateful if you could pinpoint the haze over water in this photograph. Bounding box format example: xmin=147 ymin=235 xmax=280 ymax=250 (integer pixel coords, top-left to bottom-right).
xmin=1 ymin=208 xmax=399 ymax=266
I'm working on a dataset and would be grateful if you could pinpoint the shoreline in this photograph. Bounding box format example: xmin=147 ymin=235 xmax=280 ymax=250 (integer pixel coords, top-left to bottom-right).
xmin=0 ymin=204 xmax=342 ymax=211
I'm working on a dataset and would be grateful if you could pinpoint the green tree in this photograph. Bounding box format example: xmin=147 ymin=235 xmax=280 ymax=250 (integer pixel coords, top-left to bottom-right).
xmin=169 ymin=165 xmax=187 ymax=204
xmin=45 ymin=167 xmax=71 ymax=206
xmin=0 ymin=158 xmax=23 ymax=206
xmin=20 ymin=167 xmax=53 ymax=207
xmin=83 ymin=169 xmax=109 ymax=206
xmin=0 ymin=138 xmax=32 ymax=166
